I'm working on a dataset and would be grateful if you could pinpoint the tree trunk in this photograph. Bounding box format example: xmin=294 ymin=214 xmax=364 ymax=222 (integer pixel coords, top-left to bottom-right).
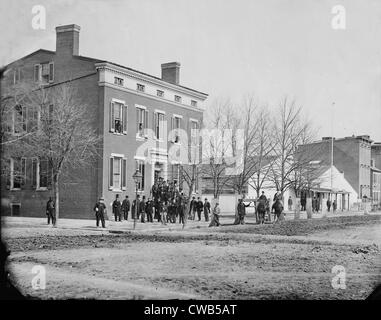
xmin=53 ymin=174 xmax=59 ymax=227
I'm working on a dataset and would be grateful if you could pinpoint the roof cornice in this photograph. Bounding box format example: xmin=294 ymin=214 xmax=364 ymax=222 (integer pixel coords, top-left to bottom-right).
xmin=95 ymin=62 xmax=208 ymax=100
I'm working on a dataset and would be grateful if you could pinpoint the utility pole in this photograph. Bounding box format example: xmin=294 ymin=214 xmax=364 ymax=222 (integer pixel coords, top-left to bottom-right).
xmin=331 ymin=102 xmax=335 ymax=198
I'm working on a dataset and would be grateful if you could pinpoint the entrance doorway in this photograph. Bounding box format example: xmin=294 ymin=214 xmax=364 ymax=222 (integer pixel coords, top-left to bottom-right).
xmin=154 ymin=162 xmax=164 ymax=184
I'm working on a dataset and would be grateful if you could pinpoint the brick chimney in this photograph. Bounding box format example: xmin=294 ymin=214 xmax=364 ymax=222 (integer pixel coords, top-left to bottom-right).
xmin=161 ymin=62 xmax=180 ymax=85
xmin=55 ymin=24 xmax=80 ymax=56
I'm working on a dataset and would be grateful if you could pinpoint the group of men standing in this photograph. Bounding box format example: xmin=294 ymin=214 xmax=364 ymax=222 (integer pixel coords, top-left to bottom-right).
xmin=93 ymin=180 xmax=213 ymax=227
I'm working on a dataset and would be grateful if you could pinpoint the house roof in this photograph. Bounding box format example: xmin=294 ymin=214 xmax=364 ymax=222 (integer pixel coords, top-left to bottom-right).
xmin=3 ymin=49 xmax=208 ymax=97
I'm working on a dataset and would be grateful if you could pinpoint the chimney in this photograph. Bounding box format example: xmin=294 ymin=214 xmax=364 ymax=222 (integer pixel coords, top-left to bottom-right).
xmin=161 ymin=62 xmax=180 ymax=85
xmin=55 ymin=24 xmax=80 ymax=56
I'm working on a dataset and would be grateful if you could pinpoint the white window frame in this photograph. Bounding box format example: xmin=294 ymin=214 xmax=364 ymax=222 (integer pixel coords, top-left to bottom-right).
xmin=154 ymin=111 xmax=165 ymax=141
xmin=135 ymin=159 xmax=145 ymax=191
xmin=136 ymin=106 xmax=148 ymax=139
xmin=9 ymin=158 xmax=26 ymax=191
xmin=110 ymin=99 xmax=127 ymax=135
xmin=172 ymin=115 xmax=182 ymax=144
xmin=109 ymin=154 xmax=127 ymax=191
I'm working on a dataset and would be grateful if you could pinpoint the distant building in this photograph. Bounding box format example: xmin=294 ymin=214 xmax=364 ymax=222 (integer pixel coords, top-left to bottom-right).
xmin=298 ymin=135 xmax=381 ymax=209
xmin=1 ymin=24 xmax=208 ymax=218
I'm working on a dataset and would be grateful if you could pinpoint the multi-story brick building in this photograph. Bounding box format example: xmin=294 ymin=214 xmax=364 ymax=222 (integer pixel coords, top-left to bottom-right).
xmin=1 ymin=24 xmax=208 ymax=218
xmin=371 ymin=142 xmax=381 ymax=208
xmin=298 ymin=135 xmax=376 ymax=205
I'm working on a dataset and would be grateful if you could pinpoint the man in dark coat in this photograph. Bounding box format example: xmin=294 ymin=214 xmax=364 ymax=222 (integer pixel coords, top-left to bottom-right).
xmin=178 ymin=193 xmax=186 ymax=225
xmin=140 ymin=195 xmax=146 ymax=223
xmin=259 ymin=191 xmax=267 ymax=201
xmin=122 ymin=195 xmax=130 ymax=220
xmin=203 ymin=198 xmax=211 ymax=222
xmin=196 ymin=197 xmax=203 ymax=221
xmin=112 ymin=194 xmax=122 ymax=222
xmin=301 ymin=197 xmax=307 ymax=211
xmin=235 ymin=199 xmax=251 ymax=225
xmin=131 ymin=195 xmax=140 ymax=220
xmin=326 ymin=198 xmax=331 ymax=212
xmin=46 ymin=197 xmax=55 ymax=225
xmin=94 ymin=197 xmax=106 ymax=228
xmin=145 ymin=198 xmax=154 ymax=222
xmin=189 ymin=196 xmax=196 ymax=220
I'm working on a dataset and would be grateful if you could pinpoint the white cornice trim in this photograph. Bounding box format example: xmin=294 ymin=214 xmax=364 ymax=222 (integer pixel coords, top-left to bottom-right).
xmin=95 ymin=62 xmax=208 ymax=100
xmin=99 ymin=82 xmax=204 ymax=114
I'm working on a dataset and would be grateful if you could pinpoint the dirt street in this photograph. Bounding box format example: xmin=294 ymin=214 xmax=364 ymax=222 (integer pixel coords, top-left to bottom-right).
xmin=2 ymin=214 xmax=381 ymax=299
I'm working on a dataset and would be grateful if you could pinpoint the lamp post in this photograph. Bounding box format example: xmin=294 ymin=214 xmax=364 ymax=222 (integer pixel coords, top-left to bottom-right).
xmin=132 ymin=169 xmax=142 ymax=230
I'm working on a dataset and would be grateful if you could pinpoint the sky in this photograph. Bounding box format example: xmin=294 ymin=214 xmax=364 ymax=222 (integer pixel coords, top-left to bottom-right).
xmin=1 ymin=0 xmax=380 ymax=141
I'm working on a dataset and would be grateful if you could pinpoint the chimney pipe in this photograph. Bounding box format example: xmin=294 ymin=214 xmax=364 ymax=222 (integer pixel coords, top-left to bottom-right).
xmin=56 ymin=24 xmax=80 ymax=56
xmin=161 ymin=62 xmax=180 ymax=85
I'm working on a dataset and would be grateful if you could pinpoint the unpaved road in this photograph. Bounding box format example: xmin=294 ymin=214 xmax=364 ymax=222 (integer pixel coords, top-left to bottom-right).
xmin=2 ymin=215 xmax=381 ymax=299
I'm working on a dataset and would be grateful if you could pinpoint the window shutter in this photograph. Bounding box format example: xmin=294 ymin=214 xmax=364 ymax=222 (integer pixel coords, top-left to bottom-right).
xmin=144 ymin=110 xmax=148 ymax=135
xmin=136 ymin=108 xmax=139 ymax=134
xmin=109 ymin=157 xmax=114 ymax=188
xmin=122 ymin=105 xmax=128 ymax=134
xmin=49 ymin=62 xmax=54 ymax=82
xmin=22 ymin=105 xmax=27 ymax=132
xmin=32 ymin=158 xmax=37 ymax=187
xmin=21 ymin=158 xmax=26 ymax=185
xmin=110 ymin=102 xmax=115 ymax=132
xmin=122 ymin=158 xmax=127 ymax=190
xmin=171 ymin=117 xmax=174 ymax=141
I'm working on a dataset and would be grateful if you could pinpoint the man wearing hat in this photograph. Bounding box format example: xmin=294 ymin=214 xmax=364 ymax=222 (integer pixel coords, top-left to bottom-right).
xmin=112 ymin=194 xmax=122 ymax=222
xmin=93 ymin=197 xmax=106 ymax=228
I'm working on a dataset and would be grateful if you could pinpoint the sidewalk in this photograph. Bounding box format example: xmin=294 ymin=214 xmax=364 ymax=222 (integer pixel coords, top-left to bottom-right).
xmin=2 ymin=209 xmax=380 ymax=237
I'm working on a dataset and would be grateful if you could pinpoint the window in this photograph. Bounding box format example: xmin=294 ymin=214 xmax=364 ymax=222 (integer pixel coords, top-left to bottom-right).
xmin=27 ymin=105 xmax=40 ymax=132
xmin=157 ymin=90 xmax=164 ymax=97
xmin=154 ymin=112 xmax=165 ymax=140
xmin=39 ymin=158 xmax=50 ymax=189
xmin=10 ymin=157 xmax=26 ymax=190
xmin=137 ymin=83 xmax=145 ymax=92
xmin=172 ymin=164 xmax=182 ymax=186
xmin=171 ymin=116 xmax=181 ymax=143
xmin=114 ymin=77 xmax=124 ymax=86
xmin=13 ymin=105 xmax=27 ymax=134
xmin=135 ymin=160 xmax=145 ymax=191
xmin=110 ymin=101 xmax=127 ymax=134
xmin=191 ymin=100 xmax=197 ymax=107
xmin=34 ymin=62 xmax=54 ymax=84
xmin=136 ymin=107 xmax=148 ymax=138
xmin=174 ymin=95 xmax=182 ymax=103
xmin=109 ymin=156 xmax=127 ymax=190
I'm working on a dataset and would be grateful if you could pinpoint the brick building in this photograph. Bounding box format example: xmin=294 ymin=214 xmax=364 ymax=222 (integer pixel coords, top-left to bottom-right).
xmin=1 ymin=24 xmax=208 ymax=218
xmin=297 ymin=135 xmax=380 ymax=207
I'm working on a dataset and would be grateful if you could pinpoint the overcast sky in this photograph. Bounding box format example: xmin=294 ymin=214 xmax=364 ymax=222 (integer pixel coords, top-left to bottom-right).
xmin=1 ymin=0 xmax=380 ymax=141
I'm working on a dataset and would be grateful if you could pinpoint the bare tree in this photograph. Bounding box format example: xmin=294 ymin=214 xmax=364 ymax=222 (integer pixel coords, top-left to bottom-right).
xmin=2 ymin=81 xmax=101 ymax=226
xmin=199 ymin=98 xmax=237 ymax=200
xmin=269 ymin=97 xmax=318 ymax=200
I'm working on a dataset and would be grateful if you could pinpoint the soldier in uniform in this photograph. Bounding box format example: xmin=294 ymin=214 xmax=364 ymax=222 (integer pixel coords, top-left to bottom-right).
xmin=112 ymin=194 xmax=122 ymax=222
xmin=93 ymin=197 xmax=106 ymax=228
xmin=122 ymin=195 xmax=130 ymax=220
